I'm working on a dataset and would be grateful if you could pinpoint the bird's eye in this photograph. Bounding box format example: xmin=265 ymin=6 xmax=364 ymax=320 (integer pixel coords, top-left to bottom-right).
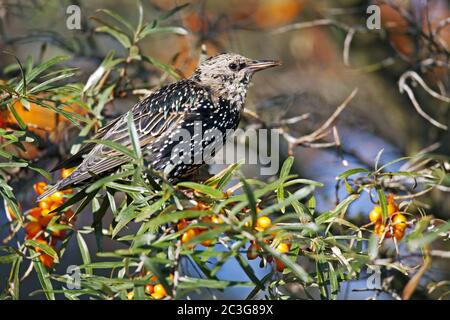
xmin=228 ymin=63 xmax=238 ymax=70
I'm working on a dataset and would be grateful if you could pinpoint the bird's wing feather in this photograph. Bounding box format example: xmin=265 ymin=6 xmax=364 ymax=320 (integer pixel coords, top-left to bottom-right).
xmin=64 ymin=112 xmax=186 ymax=185
xmin=38 ymin=80 xmax=209 ymax=200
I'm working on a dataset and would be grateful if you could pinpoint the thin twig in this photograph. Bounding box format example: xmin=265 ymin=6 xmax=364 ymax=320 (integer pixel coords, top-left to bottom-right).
xmin=280 ymin=88 xmax=358 ymax=154
xmin=398 ymin=71 xmax=449 ymax=130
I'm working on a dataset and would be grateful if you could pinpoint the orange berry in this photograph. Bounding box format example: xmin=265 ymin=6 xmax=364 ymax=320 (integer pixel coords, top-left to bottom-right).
xmin=33 ymin=182 xmax=47 ymax=196
xmin=211 ymin=215 xmax=223 ymax=224
xmin=61 ymin=168 xmax=75 ymax=179
xmin=374 ymin=223 xmax=385 ymax=235
xmin=201 ymin=239 xmax=213 ymax=246
xmin=151 ymin=284 xmax=167 ymax=299
xmin=392 ymin=213 xmax=407 ymax=231
xmin=62 ymin=188 xmax=73 ymax=194
xmin=27 ymin=207 xmax=42 ymax=219
xmin=369 ymin=206 xmax=382 ymax=222
xmin=276 ymin=242 xmax=290 ymax=253
xmin=177 ymin=219 xmax=189 ymax=231
xmin=200 ymin=216 xmax=212 ymax=223
xmin=151 ymin=293 xmax=165 ymax=300
xmin=181 ymin=229 xmax=197 ymax=244
xmin=394 ymin=228 xmax=405 ymax=241
xmin=50 ymin=203 xmax=61 ymax=212
xmin=387 ymin=203 xmax=398 ymax=216
xmin=193 ymin=201 xmax=209 ymax=210
xmin=38 ymin=201 xmax=50 ymax=210
xmin=256 ymin=216 xmax=271 ymax=231
xmin=41 ymin=209 xmax=51 ymax=216
xmin=39 ymin=253 xmax=54 ymax=268
xmin=50 ymin=191 xmax=64 ymax=204
xmin=145 ymin=284 xmax=154 ymax=295
xmin=38 ymin=212 xmax=55 ymax=227
xmin=24 ymin=221 xmax=42 ymax=238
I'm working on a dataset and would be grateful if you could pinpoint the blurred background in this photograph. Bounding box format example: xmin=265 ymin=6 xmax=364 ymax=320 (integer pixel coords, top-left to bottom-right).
xmin=0 ymin=0 xmax=449 ymax=299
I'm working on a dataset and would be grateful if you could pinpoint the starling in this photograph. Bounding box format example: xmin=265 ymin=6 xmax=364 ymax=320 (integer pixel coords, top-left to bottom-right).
xmin=38 ymin=53 xmax=280 ymax=200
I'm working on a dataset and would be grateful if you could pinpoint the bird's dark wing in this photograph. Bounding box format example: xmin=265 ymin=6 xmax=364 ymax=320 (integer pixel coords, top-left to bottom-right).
xmin=38 ymin=80 xmax=209 ymax=200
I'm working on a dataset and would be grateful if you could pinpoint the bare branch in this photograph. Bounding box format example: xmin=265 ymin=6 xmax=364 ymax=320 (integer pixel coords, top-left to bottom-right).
xmin=272 ymin=19 xmax=353 ymax=34
xmin=343 ymin=28 xmax=356 ymax=67
xmin=275 ymin=88 xmax=358 ymax=155
xmin=398 ymin=71 xmax=449 ymax=130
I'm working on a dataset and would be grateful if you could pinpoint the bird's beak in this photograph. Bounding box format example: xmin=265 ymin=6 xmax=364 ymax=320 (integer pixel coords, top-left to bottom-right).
xmin=246 ymin=59 xmax=281 ymax=72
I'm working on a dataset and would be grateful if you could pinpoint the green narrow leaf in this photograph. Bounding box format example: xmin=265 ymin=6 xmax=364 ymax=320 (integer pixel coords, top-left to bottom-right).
xmin=135 ymin=198 xmax=165 ymax=222
xmin=26 ymin=240 xmax=59 ymax=263
xmin=374 ymin=149 xmax=384 ymax=171
xmin=240 ymin=177 xmax=258 ymax=229
xmin=0 ymin=162 xmax=28 ymax=168
xmin=85 ymin=170 xmax=134 ymax=193
xmin=141 ymin=55 xmax=180 ymax=80
xmin=7 ymin=104 xmax=27 ymax=129
xmin=277 ymin=156 xmax=294 ymax=213
xmin=376 ymin=156 xmax=412 ymax=173
xmin=30 ymin=248 xmax=55 ymax=300
xmin=316 ymin=261 xmax=329 ymax=300
xmin=96 ymin=9 xmax=134 ymax=34
xmin=28 ymin=164 xmax=51 ymax=180
xmin=76 ymin=233 xmax=92 ymax=275
xmin=376 ymin=187 xmax=388 ymax=223
xmin=336 ymin=168 xmax=370 ymax=180
xmin=127 ymin=112 xmax=142 ymax=159
xmin=8 ymin=257 xmax=22 ymax=300
xmin=95 ymin=25 xmax=132 ymax=48
xmin=85 ymin=139 xmax=136 ymax=160
xmin=18 ymin=56 xmax=71 ymax=91
xmin=328 ymin=262 xmax=339 ymax=299
xmin=177 ymin=182 xmax=224 ymax=199
xmin=138 ymin=26 xmax=188 ymax=39
xmin=136 ymin=0 xmax=144 ymax=34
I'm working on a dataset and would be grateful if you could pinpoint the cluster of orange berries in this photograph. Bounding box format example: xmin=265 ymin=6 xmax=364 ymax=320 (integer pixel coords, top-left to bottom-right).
xmin=174 ymin=200 xmax=225 ymax=248
xmin=178 ymin=214 xmax=224 ymax=248
xmin=245 ymin=215 xmax=292 ymax=272
xmin=369 ymin=195 xmax=408 ymax=241
xmin=127 ymin=274 xmax=173 ymax=300
xmin=23 ymin=168 xmax=75 ymax=268
xmin=247 ymin=240 xmax=291 ymax=272
xmin=176 ymin=200 xmax=292 ymax=273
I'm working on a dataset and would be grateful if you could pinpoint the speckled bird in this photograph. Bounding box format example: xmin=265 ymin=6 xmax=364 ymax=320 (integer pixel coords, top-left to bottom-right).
xmin=38 ymin=53 xmax=280 ymax=200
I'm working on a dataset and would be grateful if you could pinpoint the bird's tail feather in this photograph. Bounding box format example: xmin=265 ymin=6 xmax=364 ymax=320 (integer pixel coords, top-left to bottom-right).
xmin=37 ymin=182 xmax=62 ymax=201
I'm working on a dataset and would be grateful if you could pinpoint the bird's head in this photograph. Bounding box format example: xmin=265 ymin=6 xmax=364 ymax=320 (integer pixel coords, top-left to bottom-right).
xmin=191 ymin=53 xmax=280 ymax=107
